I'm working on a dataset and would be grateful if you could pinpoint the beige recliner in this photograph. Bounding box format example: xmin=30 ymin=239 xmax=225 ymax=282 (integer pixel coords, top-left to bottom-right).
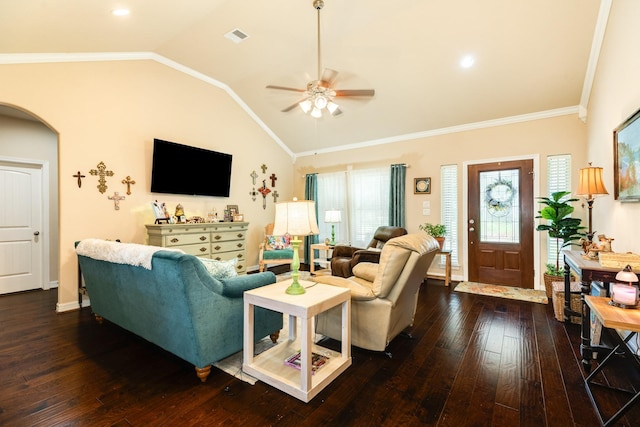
xmin=312 ymin=233 xmax=440 ymax=353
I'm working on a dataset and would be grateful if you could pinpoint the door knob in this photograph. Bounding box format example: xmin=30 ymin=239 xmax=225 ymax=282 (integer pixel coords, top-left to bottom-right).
xmin=34 ymin=231 xmax=40 ymax=236
xmin=469 ymin=227 xmax=475 ymax=232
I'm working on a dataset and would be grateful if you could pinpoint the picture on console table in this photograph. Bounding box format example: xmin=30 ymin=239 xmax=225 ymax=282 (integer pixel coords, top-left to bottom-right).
xmin=614 ymin=107 xmax=640 ymax=201
xmin=151 ymin=200 xmax=172 ymax=223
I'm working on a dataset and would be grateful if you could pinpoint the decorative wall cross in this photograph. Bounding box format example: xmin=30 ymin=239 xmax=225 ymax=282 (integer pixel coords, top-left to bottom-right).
xmin=257 ymin=180 xmax=271 ymax=210
xmin=89 ymin=161 xmax=114 ymax=194
xmin=249 ymin=188 xmax=257 ymax=201
xmin=269 ymin=173 xmax=277 ymax=187
xmin=121 ymin=176 xmax=136 ymax=195
xmin=108 ymin=192 xmax=125 ymax=210
xmin=261 ymin=164 xmax=268 ymax=174
xmin=73 ymin=171 xmax=85 ymax=188
xmin=250 ymin=170 xmax=258 ymax=185
xmin=272 ymin=190 xmax=279 ymax=203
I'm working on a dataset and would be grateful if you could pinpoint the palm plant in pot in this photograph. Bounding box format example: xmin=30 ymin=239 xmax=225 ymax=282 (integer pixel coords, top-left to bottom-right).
xmin=536 ymin=191 xmax=585 ymax=297
xmin=419 ymin=223 xmax=447 ymax=250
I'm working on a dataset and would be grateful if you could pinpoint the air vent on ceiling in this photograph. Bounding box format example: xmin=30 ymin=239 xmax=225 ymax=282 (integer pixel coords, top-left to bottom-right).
xmin=224 ymin=28 xmax=250 ymax=43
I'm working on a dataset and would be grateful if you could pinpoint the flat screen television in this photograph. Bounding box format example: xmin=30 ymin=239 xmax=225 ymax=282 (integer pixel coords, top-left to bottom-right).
xmin=150 ymin=138 xmax=232 ymax=197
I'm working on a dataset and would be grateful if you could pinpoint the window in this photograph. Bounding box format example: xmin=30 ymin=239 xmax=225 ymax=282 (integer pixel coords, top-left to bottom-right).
xmin=441 ymin=165 xmax=459 ymax=265
xmin=545 ymin=154 xmax=572 ymax=265
xmin=317 ymin=167 xmax=390 ymax=248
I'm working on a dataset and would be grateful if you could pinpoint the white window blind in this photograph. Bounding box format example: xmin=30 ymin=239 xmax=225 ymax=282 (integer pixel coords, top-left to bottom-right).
xmin=546 ymin=154 xmax=572 ymax=265
xmin=317 ymin=172 xmax=348 ymax=245
xmin=441 ymin=165 xmax=458 ymax=265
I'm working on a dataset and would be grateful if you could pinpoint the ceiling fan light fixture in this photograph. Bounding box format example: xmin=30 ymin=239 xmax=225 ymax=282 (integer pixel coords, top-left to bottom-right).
xmin=311 ymin=107 xmax=322 ymax=118
xmin=327 ymin=101 xmax=339 ymax=114
xmin=314 ymin=95 xmax=328 ymax=109
xmin=299 ymin=99 xmax=312 ymax=113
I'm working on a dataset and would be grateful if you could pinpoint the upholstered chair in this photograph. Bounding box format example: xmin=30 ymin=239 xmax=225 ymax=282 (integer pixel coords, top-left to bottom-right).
xmin=330 ymin=226 xmax=407 ymax=278
xmin=313 ymin=233 xmax=439 ymax=354
xmin=258 ymin=223 xmax=294 ymax=272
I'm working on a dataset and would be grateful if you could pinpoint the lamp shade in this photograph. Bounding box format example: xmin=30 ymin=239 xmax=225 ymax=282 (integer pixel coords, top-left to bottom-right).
xmin=272 ymin=200 xmax=320 ymax=237
xmin=577 ymin=166 xmax=608 ymax=197
xmin=324 ymin=210 xmax=341 ymax=223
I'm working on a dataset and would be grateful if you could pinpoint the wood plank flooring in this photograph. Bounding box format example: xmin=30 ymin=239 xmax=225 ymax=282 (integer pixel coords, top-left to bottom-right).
xmin=1 ymin=279 xmax=639 ymax=426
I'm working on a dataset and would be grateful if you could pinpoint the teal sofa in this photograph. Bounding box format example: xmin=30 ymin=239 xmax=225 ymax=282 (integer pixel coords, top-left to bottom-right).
xmin=76 ymin=239 xmax=282 ymax=382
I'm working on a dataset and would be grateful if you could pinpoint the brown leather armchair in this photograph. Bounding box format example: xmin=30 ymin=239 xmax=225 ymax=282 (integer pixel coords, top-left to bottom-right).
xmin=330 ymin=226 xmax=407 ymax=278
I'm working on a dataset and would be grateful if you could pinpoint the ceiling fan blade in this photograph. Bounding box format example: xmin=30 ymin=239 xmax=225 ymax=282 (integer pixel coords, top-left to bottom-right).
xmin=334 ymin=89 xmax=375 ymax=97
xmin=331 ymin=107 xmax=343 ymax=116
xmin=281 ymin=98 xmax=308 ymax=112
xmin=266 ymin=85 xmax=306 ymax=93
xmin=320 ymin=68 xmax=339 ymax=85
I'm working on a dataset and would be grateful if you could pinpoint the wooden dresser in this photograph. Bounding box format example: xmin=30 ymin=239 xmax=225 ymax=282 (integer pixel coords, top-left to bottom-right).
xmin=146 ymin=222 xmax=248 ymax=275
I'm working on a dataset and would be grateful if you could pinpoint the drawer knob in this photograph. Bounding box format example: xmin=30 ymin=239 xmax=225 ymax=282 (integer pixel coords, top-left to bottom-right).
xmin=237 ymin=254 xmax=243 ymax=259
xmin=171 ymin=238 xmax=179 ymax=243
xmin=215 ymin=257 xmax=222 ymax=261
xmin=199 ymin=247 xmax=207 ymax=252
xmin=199 ymin=236 xmax=207 ymax=241
xmin=237 ymin=264 xmax=243 ymax=270
xmin=214 ymin=245 xmax=221 ymax=251
xmin=214 ymin=235 xmax=222 ymax=240
xmin=237 ymin=233 xmax=244 ymax=238
xmin=237 ymin=243 xmax=243 ymax=248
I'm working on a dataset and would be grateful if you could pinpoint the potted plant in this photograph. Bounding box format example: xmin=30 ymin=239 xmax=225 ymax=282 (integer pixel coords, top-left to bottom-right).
xmin=536 ymin=191 xmax=585 ymax=297
xmin=419 ymin=223 xmax=447 ymax=250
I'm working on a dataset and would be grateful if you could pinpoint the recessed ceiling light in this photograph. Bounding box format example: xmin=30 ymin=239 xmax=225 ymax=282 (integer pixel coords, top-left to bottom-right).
xmin=112 ymin=9 xmax=130 ymax=16
xmin=460 ymin=55 xmax=475 ymax=68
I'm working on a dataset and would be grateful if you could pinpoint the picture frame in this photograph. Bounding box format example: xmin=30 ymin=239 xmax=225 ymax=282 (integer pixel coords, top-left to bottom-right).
xmin=414 ymin=177 xmax=431 ymax=194
xmin=614 ymin=107 xmax=640 ymax=201
xmin=151 ymin=200 xmax=171 ymax=223
xmin=233 ymin=214 xmax=244 ymax=222
xmin=226 ymin=204 xmax=239 ymax=215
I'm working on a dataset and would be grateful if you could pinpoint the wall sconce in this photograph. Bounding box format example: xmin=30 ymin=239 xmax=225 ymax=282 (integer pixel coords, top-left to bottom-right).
xmin=610 ymin=264 xmax=639 ymax=308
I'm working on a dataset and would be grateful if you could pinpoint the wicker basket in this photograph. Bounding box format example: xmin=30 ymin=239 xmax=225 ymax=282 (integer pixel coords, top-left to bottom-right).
xmin=551 ymin=281 xmax=582 ymax=324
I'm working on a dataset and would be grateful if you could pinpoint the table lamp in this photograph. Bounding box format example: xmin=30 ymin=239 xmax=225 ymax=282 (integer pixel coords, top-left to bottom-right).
xmin=324 ymin=210 xmax=341 ymax=246
xmin=272 ymin=198 xmax=320 ymax=295
xmin=610 ymin=264 xmax=639 ymax=308
xmin=576 ymin=163 xmax=608 ymax=242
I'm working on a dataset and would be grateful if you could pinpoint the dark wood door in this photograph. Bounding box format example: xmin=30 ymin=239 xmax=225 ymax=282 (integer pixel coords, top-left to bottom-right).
xmin=468 ymin=160 xmax=534 ymax=288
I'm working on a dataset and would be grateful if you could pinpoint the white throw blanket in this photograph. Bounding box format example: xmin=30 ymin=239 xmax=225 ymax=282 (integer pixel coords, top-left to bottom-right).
xmin=76 ymin=238 xmax=184 ymax=270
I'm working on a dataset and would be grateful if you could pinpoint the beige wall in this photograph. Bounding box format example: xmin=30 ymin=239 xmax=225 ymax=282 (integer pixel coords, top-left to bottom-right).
xmin=0 ymin=115 xmax=59 ymax=284
xmin=585 ymin=0 xmax=640 ymax=254
xmin=294 ymin=114 xmax=588 ymax=285
xmin=0 ymin=60 xmax=293 ymax=311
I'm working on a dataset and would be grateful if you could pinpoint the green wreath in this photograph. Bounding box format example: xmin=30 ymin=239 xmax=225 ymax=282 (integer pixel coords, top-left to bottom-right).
xmin=485 ymin=178 xmax=515 ymax=213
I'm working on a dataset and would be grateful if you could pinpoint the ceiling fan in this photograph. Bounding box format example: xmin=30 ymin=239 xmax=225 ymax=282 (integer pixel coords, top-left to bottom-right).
xmin=266 ymin=0 xmax=375 ymax=118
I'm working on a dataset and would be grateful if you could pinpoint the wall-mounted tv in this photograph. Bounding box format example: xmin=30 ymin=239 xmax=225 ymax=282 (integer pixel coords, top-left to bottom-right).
xmin=150 ymin=138 xmax=232 ymax=197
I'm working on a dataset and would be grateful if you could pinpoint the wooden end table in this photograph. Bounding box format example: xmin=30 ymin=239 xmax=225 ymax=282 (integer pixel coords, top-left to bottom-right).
xmin=426 ymin=250 xmax=452 ymax=286
xmin=243 ymin=279 xmax=351 ymax=402
xmin=583 ymin=296 xmax=640 ymax=426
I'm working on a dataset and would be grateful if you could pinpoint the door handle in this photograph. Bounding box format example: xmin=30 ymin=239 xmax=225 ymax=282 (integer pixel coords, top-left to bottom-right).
xmin=469 ymin=227 xmax=475 ymax=232
xmin=34 ymin=231 xmax=40 ymax=236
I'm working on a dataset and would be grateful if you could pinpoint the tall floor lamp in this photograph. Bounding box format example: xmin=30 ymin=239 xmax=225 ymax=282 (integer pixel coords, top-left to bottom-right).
xmin=272 ymin=199 xmax=320 ymax=295
xmin=576 ymin=163 xmax=608 ymax=242
xmin=324 ymin=210 xmax=341 ymax=246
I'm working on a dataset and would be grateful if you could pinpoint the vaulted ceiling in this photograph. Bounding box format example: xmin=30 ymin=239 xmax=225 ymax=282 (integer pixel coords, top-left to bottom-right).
xmin=0 ymin=0 xmax=602 ymax=156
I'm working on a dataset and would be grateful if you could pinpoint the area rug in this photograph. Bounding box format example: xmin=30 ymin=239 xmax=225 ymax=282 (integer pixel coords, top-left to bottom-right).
xmin=454 ymin=281 xmax=548 ymax=304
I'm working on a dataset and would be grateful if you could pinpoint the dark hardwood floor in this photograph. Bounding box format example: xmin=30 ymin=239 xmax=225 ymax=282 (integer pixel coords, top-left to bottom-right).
xmin=1 ymin=276 xmax=639 ymax=426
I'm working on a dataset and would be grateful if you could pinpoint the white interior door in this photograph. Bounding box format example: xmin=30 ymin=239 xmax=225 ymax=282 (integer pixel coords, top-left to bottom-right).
xmin=0 ymin=162 xmax=43 ymax=294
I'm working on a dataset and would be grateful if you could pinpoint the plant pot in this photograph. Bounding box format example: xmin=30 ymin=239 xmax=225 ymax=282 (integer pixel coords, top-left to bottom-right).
xmin=435 ymin=237 xmax=445 ymax=251
xmin=543 ymin=272 xmax=575 ymax=298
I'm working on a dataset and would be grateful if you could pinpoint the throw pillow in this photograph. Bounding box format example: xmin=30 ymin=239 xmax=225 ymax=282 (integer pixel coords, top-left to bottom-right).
xmin=199 ymin=257 xmax=238 ymax=279
xmin=266 ymin=234 xmax=291 ymax=250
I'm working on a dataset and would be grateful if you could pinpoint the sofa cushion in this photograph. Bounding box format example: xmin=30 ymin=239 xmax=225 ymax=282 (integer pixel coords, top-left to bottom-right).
xmin=199 ymin=257 xmax=238 ymax=279
xmin=372 ymin=245 xmax=411 ymax=298
xmin=266 ymin=235 xmax=291 ymax=250
xmin=312 ymin=275 xmax=376 ymax=300
xmin=352 ymin=262 xmax=378 ymax=283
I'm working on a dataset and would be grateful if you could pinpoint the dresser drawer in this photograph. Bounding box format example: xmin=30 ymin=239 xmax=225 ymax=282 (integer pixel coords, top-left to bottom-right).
xmin=211 ymin=250 xmax=247 ymax=273
xmin=164 ymin=233 xmax=210 ymax=247
xmin=211 ymin=230 xmax=247 ymax=243
xmin=211 ymin=240 xmax=245 ymax=253
xmin=178 ymin=244 xmax=211 ymax=257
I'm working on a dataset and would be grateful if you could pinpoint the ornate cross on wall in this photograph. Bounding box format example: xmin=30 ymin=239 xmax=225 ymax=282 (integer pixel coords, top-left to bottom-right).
xmin=250 ymin=170 xmax=258 ymax=185
xmin=108 ymin=192 xmax=125 ymax=210
xmin=272 ymin=190 xmax=279 ymax=203
xmin=89 ymin=161 xmax=114 ymax=194
xmin=269 ymin=173 xmax=277 ymax=187
xmin=261 ymin=164 xmax=268 ymax=174
xmin=249 ymin=188 xmax=257 ymax=201
xmin=73 ymin=171 xmax=85 ymax=188
xmin=121 ymin=176 xmax=136 ymax=195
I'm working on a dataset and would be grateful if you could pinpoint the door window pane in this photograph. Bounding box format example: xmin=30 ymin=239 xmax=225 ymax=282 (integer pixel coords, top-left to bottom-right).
xmin=479 ymin=169 xmax=520 ymax=243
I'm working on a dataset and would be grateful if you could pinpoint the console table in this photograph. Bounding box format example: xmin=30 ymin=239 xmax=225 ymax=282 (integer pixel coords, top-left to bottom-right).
xmin=146 ymin=222 xmax=248 ymax=274
xmin=426 ymin=250 xmax=452 ymax=286
xmin=583 ymin=296 xmax=640 ymax=426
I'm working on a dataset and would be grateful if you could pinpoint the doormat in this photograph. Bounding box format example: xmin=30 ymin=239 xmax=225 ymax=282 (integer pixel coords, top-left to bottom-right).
xmin=454 ymin=281 xmax=548 ymax=305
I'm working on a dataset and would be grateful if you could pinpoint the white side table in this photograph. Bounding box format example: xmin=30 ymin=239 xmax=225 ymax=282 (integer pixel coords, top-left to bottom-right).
xmin=310 ymin=243 xmax=334 ymax=275
xmin=243 ymin=279 xmax=351 ymax=402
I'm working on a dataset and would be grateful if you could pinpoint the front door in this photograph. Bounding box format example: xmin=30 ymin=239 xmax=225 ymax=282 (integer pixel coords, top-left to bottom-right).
xmin=0 ymin=162 xmax=43 ymax=294
xmin=468 ymin=160 xmax=534 ymax=288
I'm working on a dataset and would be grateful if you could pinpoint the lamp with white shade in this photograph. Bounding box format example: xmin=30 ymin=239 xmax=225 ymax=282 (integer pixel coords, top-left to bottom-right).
xmin=324 ymin=209 xmax=341 ymax=246
xmin=610 ymin=264 xmax=640 ymax=308
xmin=576 ymin=163 xmax=609 ymax=242
xmin=272 ymin=199 xmax=320 ymax=295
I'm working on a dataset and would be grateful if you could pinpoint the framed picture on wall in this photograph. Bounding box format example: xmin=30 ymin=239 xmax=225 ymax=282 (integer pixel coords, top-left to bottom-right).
xmin=414 ymin=177 xmax=431 ymax=194
xmin=614 ymin=107 xmax=640 ymax=201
